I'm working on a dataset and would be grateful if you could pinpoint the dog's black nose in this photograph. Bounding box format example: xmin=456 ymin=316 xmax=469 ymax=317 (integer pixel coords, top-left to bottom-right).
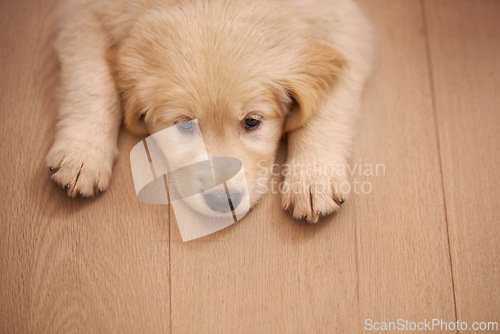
xmin=204 ymin=191 xmax=242 ymax=213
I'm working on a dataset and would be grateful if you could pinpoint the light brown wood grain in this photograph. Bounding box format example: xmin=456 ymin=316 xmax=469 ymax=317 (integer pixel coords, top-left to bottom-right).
xmin=353 ymin=0 xmax=458 ymax=329
xmin=1 ymin=0 xmax=499 ymax=333
xmin=424 ymin=0 xmax=500 ymax=327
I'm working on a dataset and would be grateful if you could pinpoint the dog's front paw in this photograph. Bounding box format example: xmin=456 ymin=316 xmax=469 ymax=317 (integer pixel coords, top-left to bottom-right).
xmin=46 ymin=139 xmax=117 ymax=197
xmin=281 ymin=161 xmax=348 ymax=223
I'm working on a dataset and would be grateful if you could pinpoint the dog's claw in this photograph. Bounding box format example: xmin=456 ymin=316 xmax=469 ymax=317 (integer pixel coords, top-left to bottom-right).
xmin=333 ymin=195 xmax=344 ymax=206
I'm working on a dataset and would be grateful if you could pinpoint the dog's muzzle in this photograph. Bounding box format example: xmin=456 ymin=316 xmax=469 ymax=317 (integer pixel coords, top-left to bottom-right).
xmin=130 ymin=120 xmax=250 ymax=241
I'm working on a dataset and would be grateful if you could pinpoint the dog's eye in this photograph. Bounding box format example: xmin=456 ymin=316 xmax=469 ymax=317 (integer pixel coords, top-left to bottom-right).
xmin=176 ymin=120 xmax=193 ymax=133
xmin=174 ymin=120 xmax=194 ymax=136
xmin=244 ymin=117 xmax=261 ymax=130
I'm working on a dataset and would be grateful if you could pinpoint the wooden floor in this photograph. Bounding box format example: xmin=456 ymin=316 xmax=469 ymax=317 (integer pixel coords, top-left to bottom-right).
xmin=1 ymin=0 xmax=499 ymax=333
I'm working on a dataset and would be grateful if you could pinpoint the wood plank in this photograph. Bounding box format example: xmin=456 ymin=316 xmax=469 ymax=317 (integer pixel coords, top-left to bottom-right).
xmin=424 ymin=0 xmax=500 ymax=327
xmin=353 ymin=1 xmax=457 ymax=330
xmin=0 ymin=1 xmax=170 ymax=333
xmin=169 ymin=1 xmax=456 ymax=332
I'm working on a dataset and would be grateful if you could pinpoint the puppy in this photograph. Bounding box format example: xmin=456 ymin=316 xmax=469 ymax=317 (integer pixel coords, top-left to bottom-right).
xmin=47 ymin=0 xmax=374 ymax=223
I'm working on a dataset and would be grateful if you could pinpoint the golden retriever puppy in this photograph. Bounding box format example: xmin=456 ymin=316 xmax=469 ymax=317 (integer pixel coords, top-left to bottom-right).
xmin=46 ymin=0 xmax=374 ymax=223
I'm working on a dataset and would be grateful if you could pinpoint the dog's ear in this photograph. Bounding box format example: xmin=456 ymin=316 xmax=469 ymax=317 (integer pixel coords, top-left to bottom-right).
xmin=107 ymin=46 xmax=150 ymax=136
xmin=122 ymin=95 xmax=150 ymax=136
xmin=284 ymin=41 xmax=346 ymax=133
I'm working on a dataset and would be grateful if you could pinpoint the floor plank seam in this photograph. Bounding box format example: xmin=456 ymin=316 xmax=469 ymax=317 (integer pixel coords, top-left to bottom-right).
xmin=420 ymin=0 xmax=459 ymax=331
xmin=164 ymin=175 xmax=173 ymax=334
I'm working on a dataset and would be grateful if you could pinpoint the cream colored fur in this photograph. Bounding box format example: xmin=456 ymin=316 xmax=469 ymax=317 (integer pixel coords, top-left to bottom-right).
xmin=46 ymin=0 xmax=374 ymax=223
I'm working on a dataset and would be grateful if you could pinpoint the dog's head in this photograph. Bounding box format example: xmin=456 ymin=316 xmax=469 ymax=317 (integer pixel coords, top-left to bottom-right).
xmin=113 ymin=0 xmax=345 ymax=214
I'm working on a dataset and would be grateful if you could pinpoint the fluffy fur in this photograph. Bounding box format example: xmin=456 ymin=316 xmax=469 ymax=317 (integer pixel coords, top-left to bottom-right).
xmin=47 ymin=0 xmax=374 ymax=223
